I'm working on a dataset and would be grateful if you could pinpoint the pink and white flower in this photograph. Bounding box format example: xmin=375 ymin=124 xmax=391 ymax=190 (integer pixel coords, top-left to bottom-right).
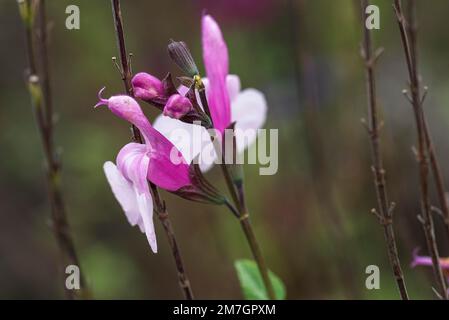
xmin=96 ymin=89 xmax=193 ymax=252
xmin=153 ymin=14 xmax=267 ymax=172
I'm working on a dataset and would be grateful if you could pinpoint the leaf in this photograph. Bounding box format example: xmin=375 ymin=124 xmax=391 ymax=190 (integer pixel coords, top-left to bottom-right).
xmin=234 ymin=259 xmax=286 ymax=300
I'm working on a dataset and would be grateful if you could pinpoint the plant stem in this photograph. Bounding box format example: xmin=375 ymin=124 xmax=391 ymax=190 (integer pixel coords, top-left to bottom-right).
xmin=220 ymin=162 xmax=275 ymax=300
xmin=393 ymin=0 xmax=447 ymax=299
xmin=20 ymin=0 xmax=87 ymax=299
xmin=150 ymin=184 xmax=194 ymax=300
xmin=404 ymin=1 xmax=449 ymax=240
xmin=360 ymin=0 xmax=409 ymax=300
xmin=197 ymin=74 xmax=275 ymax=299
xmin=110 ymin=0 xmax=194 ymax=300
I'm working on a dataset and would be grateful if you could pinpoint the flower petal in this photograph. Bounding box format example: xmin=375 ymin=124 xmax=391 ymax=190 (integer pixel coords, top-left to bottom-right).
xmin=231 ymin=88 xmax=267 ymax=153
xmin=202 ymin=14 xmax=231 ymax=134
xmin=103 ymin=161 xmax=141 ymax=226
xmin=116 ymin=143 xmax=147 ymax=180
xmin=135 ymin=188 xmax=157 ymax=253
xmin=190 ymin=75 xmax=238 ymax=109
xmin=153 ymin=114 xmax=217 ymax=172
xmin=227 ymin=75 xmax=241 ymax=102
xmin=177 ymin=85 xmax=190 ymax=97
xmin=130 ymin=118 xmax=193 ymax=191
xmin=125 ymin=151 xmax=158 ymax=253
xmin=113 ymin=145 xmax=158 ymax=252
xmin=411 ymin=248 xmax=449 ymax=269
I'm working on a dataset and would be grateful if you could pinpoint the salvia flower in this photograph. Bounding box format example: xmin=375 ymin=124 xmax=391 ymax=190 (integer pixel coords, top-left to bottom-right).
xmin=96 ymin=89 xmax=225 ymax=248
xmin=411 ymin=248 xmax=449 ymax=280
xmin=132 ymin=72 xmax=212 ymax=127
xmin=163 ymin=94 xmax=193 ymax=119
xmin=95 ymin=88 xmax=193 ymax=191
xmin=97 ymin=89 xmax=195 ymax=252
xmin=153 ymin=14 xmax=267 ymax=172
xmin=132 ymin=72 xmax=164 ymax=101
xmin=103 ymin=146 xmax=157 ymax=252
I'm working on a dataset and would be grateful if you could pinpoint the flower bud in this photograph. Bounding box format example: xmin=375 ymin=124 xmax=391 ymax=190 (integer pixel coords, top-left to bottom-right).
xmin=163 ymin=94 xmax=193 ymax=119
xmin=131 ymin=72 xmax=164 ymax=100
xmin=95 ymin=87 xmax=144 ymax=124
xmin=167 ymin=40 xmax=199 ymax=77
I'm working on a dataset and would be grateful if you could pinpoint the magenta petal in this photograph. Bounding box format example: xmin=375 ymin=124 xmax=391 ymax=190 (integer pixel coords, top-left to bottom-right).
xmin=163 ymin=94 xmax=193 ymax=119
xmin=147 ymin=155 xmax=191 ymax=192
xmin=105 ymin=95 xmax=146 ymax=125
xmin=103 ymin=94 xmax=192 ymax=192
xmin=144 ymin=126 xmax=192 ymax=191
xmin=132 ymin=72 xmax=163 ymax=100
xmin=411 ymin=255 xmax=433 ymax=268
xmin=117 ymin=132 xmax=191 ymax=192
xmin=411 ymin=248 xmax=449 ymax=269
xmin=202 ymin=14 xmax=231 ymax=134
xmin=411 ymin=248 xmax=432 ymax=268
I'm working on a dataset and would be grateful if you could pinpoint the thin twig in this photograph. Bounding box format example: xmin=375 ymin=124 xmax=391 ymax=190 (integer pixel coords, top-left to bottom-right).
xmin=360 ymin=0 xmax=409 ymax=300
xmin=393 ymin=0 xmax=448 ymax=299
xmin=110 ymin=0 xmax=194 ymax=300
xmin=20 ymin=0 xmax=87 ymax=299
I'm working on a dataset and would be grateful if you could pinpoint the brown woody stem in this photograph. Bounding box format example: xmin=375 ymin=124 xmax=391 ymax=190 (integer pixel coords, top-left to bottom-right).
xmin=360 ymin=0 xmax=409 ymax=300
xmin=393 ymin=0 xmax=447 ymax=299
xmin=111 ymin=0 xmax=194 ymax=300
xmin=20 ymin=0 xmax=88 ymax=299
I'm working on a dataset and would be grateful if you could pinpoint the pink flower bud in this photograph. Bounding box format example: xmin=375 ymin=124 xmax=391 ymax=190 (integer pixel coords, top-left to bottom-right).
xmin=95 ymin=87 xmax=144 ymax=124
xmin=163 ymin=94 xmax=193 ymax=119
xmin=132 ymin=72 xmax=164 ymax=100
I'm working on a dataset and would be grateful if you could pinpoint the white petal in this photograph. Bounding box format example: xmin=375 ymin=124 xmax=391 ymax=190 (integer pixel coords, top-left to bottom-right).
xmin=227 ymin=75 xmax=241 ymax=102
xmin=136 ymin=191 xmax=157 ymax=253
xmin=153 ymin=114 xmax=218 ymax=172
xmin=127 ymin=154 xmax=157 ymax=253
xmin=231 ymin=88 xmax=267 ymax=153
xmin=103 ymin=161 xmax=140 ymax=226
xmin=136 ymin=216 xmax=145 ymax=233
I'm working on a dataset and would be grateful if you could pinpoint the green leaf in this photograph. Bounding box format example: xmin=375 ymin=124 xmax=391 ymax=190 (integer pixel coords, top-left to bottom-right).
xmin=234 ymin=259 xmax=286 ymax=300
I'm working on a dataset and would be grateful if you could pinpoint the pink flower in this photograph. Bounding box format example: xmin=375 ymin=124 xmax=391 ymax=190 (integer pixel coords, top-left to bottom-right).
xmin=202 ymin=14 xmax=231 ymax=135
xmin=163 ymin=94 xmax=193 ymax=119
xmin=153 ymin=14 xmax=267 ymax=172
xmin=103 ymin=146 xmax=157 ymax=252
xmin=411 ymin=248 xmax=449 ymax=269
xmin=132 ymin=72 xmax=164 ymax=100
xmin=411 ymin=248 xmax=449 ymax=284
xmin=96 ymin=89 xmax=194 ymax=252
xmin=96 ymin=88 xmax=192 ymax=191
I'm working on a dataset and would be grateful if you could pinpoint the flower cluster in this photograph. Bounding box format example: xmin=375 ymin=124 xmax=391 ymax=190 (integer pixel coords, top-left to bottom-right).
xmin=97 ymin=14 xmax=267 ymax=251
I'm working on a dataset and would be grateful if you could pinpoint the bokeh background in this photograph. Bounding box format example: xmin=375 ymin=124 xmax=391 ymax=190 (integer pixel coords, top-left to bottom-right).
xmin=2 ymin=0 xmax=449 ymax=299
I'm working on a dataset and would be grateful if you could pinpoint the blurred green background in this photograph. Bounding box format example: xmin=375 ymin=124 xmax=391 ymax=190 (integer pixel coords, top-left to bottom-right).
xmin=2 ymin=0 xmax=449 ymax=299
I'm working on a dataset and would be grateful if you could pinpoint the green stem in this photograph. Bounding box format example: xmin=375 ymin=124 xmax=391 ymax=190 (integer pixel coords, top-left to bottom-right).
xmin=194 ymin=64 xmax=274 ymax=299
xmin=220 ymin=163 xmax=275 ymax=300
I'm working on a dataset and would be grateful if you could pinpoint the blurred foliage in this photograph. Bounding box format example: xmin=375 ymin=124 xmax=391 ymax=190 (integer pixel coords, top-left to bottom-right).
xmin=2 ymin=0 xmax=449 ymax=299
xmin=234 ymin=259 xmax=286 ymax=300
